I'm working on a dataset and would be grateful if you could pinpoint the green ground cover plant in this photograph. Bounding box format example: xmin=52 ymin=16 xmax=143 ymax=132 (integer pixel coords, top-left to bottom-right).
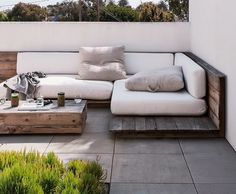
xmin=0 ymin=151 xmax=106 ymax=194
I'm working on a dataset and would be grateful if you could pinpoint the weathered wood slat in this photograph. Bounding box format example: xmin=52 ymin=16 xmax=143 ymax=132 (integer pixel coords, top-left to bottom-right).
xmin=109 ymin=116 xmax=122 ymax=131
xmin=174 ymin=117 xmax=194 ymax=130
xmin=208 ymin=96 xmax=219 ymax=118
xmin=174 ymin=117 xmax=215 ymax=131
xmin=209 ymin=110 xmax=220 ymax=129
xmin=2 ymin=114 xmax=82 ymax=126
xmin=0 ymin=53 xmax=17 ymax=61
xmin=208 ymin=84 xmax=220 ymax=103
xmin=145 ymin=118 xmax=156 ymax=130
xmin=109 ymin=116 xmax=218 ymax=137
xmin=208 ymin=73 xmax=221 ymax=91
xmin=0 ymin=61 xmax=17 ymax=69
xmin=135 ymin=117 xmax=146 ymax=131
xmin=155 ymin=117 xmax=177 ymax=130
xmin=0 ymin=52 xmax=17 ymax=81
xmin=122 ymin=117 xmax=135 ymax=130
xmin=174 ymin=117 xmax=213 ymax=131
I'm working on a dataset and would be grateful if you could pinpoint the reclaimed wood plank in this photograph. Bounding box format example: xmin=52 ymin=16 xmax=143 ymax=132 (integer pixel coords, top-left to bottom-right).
xmin=109 ymin=116 xmax=122 ymax=131
xmin=193 ymin=117 xmax=217 ymax=131
xmin=209 ymin=84 xmax=220 ymax=103
xmin=208 ymin=73 xmax=221 ymax=91
xmin=174 ymin=117 xmax=194 ymax=130
xmin=3 ymin=113 xmax=82 ymax=126
xmin=145 ymin=117 xmax=156 ymax=130
xmin=0 ymin=52 xmax=17 ymax=81
xmin=155 ymin=117 xmax=177 ymax=130
xmin=0 ymin=52 xmax=17 ymax=62
xmin=209 ymin=96 xmax=219 ymax=118
xmin=173 ymin=117 xmax=217 ymax=131
xmin=135 ymin=117 xmax=146 ymax=131
xmin=0 ymin=61 xmax=17 ymax=69
xmin=122 ymin=117 xmax=135 ymax=131
xmin=209 ymin=110 xmax=220 ymax=129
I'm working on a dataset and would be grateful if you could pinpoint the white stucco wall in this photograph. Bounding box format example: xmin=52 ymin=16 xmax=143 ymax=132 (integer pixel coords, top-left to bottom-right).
xmin=190 ymin=0 xmax=236 ymax=149
xmin=0 ymin=22 xmax=190 ymax=52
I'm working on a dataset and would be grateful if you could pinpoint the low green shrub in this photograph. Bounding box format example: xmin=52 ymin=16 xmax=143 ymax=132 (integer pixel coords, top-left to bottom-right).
xmin=0 ymin=151 xmax=106 ymax=194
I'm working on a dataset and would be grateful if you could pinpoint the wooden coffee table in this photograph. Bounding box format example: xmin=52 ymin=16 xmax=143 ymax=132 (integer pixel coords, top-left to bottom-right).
xmin=0 ymin=100 xmax=87 ymax=134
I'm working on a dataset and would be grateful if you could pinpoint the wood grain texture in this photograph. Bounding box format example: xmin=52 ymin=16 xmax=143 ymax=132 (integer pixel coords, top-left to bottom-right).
xmin=109 ymin=116 xmax=218 ymax=137
xmin=0 ymin=100 xmax=87 ymax=134
xmin=0 ymin=52 xmax=17 ymax=82
xmin=184 ymin=52 xmax=226 ymax=137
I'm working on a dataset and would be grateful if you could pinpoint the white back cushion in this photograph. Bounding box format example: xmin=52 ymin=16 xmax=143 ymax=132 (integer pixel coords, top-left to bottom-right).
xmin=124 ymin=53 xmax=174 ymax=74
xmin=17 ymin=52 xmax=79 ymax=74
xmin=175 ymin=53 xmax=206 ymax=99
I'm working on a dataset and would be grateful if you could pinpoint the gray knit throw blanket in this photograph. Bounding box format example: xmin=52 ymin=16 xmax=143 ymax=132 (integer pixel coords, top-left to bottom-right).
xmin=4 ymin=72 xmax=46 ymax=98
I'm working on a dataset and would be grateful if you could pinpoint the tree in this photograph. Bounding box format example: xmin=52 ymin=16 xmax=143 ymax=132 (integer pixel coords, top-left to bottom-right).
xmin=0 ymin=12 xmax=8 ymax=21
xmin=164 ymin=0 xmax=188 ymax=21
xmin=137 ymin=2 xmax=174 ymax=22
xmin=118 ymin=0 xmax=129 ymax=7
xmin=101 ymin=4 xmax=138 ymax=22
xmin=7 ymin=3 xmax=47 ymax=21
xmin=137 ymin=2 xmax=160 ymax=22
xmin=47 ymin=1 xmax=82 ymax=21
xmin=157 ymin=1 xmax=168 ymax=11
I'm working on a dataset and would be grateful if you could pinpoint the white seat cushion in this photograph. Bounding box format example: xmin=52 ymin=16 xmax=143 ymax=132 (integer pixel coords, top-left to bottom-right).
xmin=124 ymin=53 xmax=174 ymax=74
xmin=175 ymin=53 xmax=206 ymax=99
xmin=36 ymin=75 xmax=113 ymax=100
xmin=17 ymin=52 xmax=80 ymax=74
xmin=111 ymin=80 xmax=207 ymax=115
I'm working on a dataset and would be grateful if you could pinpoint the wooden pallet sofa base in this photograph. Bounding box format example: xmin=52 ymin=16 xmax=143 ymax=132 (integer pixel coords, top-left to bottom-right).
xmin=0 ymin=52 xmax=225 ymax=137
xmin=109 ymin=116 xmax=221 ymax=138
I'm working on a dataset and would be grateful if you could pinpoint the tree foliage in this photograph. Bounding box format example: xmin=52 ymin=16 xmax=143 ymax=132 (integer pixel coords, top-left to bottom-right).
xmin=101 ymin=4 xmax=138 ymax=22
xmin=164 ymin=0 xmax=189 ymax=21
xmin=137 ymin=2 xmax=174 ymax=22
xmin=7 ymin=3 xmax=47 ymax=21
xmin=0 ymin=12 xmax=8 ymax=21
xmin=2 ymin=0 xmax=188 ymax=22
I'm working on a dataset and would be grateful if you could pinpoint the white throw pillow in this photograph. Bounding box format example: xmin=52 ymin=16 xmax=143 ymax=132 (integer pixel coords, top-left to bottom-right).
xmin=79 ymin=46 xmax=126 ymax=81
xmin=125 ymin=66 xmax=184 ymax=92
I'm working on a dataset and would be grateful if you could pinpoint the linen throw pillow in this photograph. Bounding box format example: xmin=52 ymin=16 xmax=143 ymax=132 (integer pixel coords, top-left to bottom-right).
xmin=125 ymin=66 xmax=184 ymax=92
xmin=78 ymin=46 xmax=126 ymax=81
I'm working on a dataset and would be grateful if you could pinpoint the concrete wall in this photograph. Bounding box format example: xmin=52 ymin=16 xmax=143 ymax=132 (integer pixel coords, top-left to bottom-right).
xmin=0 ymin=22 xmax=190 ymax=52
xmin=190 ymin=0 xmax=236 ymax=150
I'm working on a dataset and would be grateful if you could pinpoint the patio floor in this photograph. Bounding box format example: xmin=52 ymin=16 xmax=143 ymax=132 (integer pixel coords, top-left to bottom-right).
xmin=0 ymin=108 xmax=236 ymax=194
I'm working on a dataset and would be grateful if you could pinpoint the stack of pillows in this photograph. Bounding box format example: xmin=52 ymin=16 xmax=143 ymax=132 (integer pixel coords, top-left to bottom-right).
xmin=79 ymin=46 xmax=184 ymax=92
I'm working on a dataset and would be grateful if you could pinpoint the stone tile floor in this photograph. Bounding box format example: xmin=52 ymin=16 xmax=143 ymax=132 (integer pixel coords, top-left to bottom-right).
xmin=0 ymin=108 xmax=236 ymax=194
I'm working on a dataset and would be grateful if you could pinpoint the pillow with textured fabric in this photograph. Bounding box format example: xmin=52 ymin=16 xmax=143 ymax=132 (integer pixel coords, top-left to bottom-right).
xmin=78 ymin=46 xmax=126 ymax=81
xmin=125 ymin=66 xmax=184 ymax=92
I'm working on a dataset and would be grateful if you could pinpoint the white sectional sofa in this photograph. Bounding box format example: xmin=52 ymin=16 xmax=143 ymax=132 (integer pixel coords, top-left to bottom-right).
xmin=1 ymin=51 xmax=207 ymax=116
xmin=111 ymin=53 xmax=207 ymax=115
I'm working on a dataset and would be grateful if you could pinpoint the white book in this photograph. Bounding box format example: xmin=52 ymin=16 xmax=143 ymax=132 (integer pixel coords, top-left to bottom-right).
xmin=18 ymin=103 xmax=53 ymax=111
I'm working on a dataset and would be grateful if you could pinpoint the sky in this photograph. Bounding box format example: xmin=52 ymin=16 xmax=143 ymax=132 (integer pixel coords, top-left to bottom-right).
xmin=0 ymin=0 xmax=162 ymax=11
